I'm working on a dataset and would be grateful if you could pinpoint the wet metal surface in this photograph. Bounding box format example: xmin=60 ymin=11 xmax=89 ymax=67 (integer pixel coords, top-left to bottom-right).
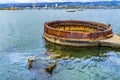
xmin=44 ymin=20 xmax=113 ymax=41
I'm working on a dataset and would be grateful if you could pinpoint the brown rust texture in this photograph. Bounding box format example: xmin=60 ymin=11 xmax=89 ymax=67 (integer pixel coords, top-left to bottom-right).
xmin=44 ymin=20 xmax=113 ymax=42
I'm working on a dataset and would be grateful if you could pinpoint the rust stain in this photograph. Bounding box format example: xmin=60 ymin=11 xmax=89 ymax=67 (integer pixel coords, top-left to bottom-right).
xmin=44 ymin=20 xmax=113 ymax=46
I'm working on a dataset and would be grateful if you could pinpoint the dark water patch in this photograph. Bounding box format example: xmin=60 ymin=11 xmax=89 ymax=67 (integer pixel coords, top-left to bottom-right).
xmin=23 ymin=40 xmax=120 ymax=80
xmin=28 ymin=50 xmax=120 ymax=80
xmin=30 ymin=54 xmax=120 ymax=80
xmin=45 ymin=40 xmax=120 ymax=59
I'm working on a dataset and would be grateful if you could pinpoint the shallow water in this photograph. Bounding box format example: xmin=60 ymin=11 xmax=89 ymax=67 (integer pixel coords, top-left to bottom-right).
xmin=0 ymin=9 xmax=120 ymax=80
xmin=29 ymin=44 xmax=120 ymax=80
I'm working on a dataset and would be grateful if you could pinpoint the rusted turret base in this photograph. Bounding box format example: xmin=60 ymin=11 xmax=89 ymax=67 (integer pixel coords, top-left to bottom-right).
xmin=44 ymin=20 xmax=113 ymax=47
xmin=44 ymin=33 xmax=99 ymax=47
xmin=45 ymin=33 xmax=120 ymax=48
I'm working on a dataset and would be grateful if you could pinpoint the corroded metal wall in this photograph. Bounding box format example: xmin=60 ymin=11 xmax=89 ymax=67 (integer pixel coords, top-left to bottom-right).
xmin=44 ymin=20 xmax=113 ymax=42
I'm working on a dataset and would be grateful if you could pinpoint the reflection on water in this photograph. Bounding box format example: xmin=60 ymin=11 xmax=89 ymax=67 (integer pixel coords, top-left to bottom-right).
xmin=45 ymin=40 xmax=120 ymax=58
xmin=28 ymin=41 xmax=120 ymax=80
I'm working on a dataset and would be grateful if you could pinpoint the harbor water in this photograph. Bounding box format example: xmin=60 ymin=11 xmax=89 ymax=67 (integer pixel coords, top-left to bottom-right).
xmin=0 ymin=9 xmax=120 ymax=80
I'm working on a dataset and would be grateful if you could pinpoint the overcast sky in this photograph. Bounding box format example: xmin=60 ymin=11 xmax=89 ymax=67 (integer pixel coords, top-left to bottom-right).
xmin=0 ymin=0 xmax=117 ymax=3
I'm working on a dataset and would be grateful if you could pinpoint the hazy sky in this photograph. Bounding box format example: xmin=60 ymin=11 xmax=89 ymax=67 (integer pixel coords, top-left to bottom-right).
xmin=0 ymin=0 xmax=117 ymax=3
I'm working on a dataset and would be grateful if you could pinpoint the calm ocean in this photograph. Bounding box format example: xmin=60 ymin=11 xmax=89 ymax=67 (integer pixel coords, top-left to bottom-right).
xmin=0 ymin=9 xmax=120 ymax=80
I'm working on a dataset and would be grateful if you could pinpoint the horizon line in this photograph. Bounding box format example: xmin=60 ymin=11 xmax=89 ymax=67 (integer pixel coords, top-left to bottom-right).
xmin=0 ymin=1 xmax=117 ymax=4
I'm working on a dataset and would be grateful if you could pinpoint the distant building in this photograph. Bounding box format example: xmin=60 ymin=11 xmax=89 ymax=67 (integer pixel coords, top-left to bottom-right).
xmin=55 ymin=4 xmax=58 ymax=8
xmin=45 ymin=4 xmax=48 ymax=8
xmin=52 ymin=5 xmax=54 ymax=8
xmin=32 ymin=3 xmax=36 ymax=8
xmin=43 ymin=4 xmax=48 ymax=9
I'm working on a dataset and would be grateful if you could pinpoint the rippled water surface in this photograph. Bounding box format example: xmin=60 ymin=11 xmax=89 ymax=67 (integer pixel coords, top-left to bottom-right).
xmin=0 ymin=9 xmax=120 ymax=80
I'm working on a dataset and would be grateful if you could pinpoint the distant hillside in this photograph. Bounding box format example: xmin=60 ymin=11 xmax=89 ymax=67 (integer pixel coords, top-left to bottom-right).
xmin=0 ymin=1 xmax=120 ymax=8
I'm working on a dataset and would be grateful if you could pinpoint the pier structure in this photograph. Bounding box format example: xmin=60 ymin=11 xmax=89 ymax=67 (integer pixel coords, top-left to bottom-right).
xmin=99 ymin=34 xmax=120 ymax=48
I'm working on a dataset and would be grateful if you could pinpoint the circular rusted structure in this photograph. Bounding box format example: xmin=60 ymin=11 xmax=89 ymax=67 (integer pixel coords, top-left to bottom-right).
xmin=44 ymin=20 xmax=113 ymax=47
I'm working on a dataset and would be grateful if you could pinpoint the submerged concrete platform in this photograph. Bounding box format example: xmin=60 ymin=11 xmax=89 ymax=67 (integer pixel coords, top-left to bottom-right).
xmin=99 ymin=35 xmax=120 ymax=48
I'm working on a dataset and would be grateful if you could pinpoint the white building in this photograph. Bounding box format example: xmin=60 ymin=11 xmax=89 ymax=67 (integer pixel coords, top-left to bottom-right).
xmin=55 ymin=4 xmax=58 ymax=8
xmin=32 ymin=3 xmax=36 ymax=8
